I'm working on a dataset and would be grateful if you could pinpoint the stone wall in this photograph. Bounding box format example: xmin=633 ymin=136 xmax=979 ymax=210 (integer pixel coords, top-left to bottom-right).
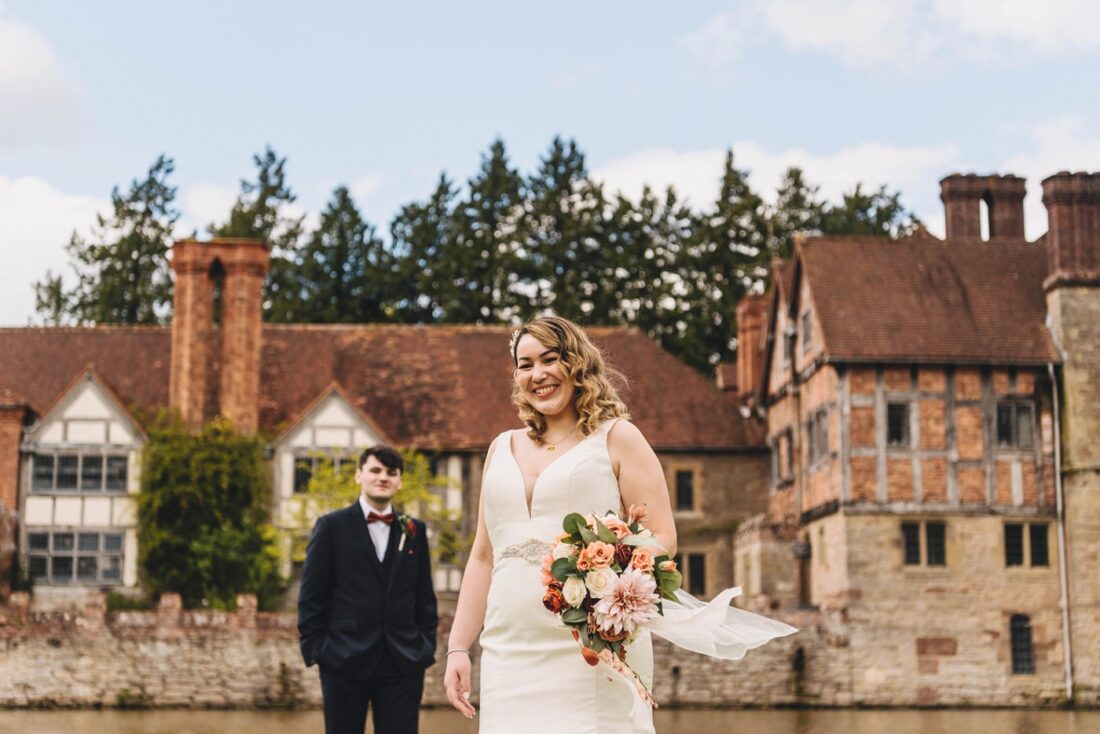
xmin=0 ymin=590 xmax=844 ymax=710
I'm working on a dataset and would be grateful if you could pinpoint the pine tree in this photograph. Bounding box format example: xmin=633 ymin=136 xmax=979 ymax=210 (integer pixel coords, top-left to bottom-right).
xmin=390 ymin=174 xmax=458 ymax=323
xmin=33 ymin=155 xmax=179 ymax=325
xmin=210 ymin=146 xmax=304 ymax=321
xmin=768 ymin=166 xmax=825 ymax=260
xmin=447 ymin=139 xmax=526 ymax=322
xmin=296 ymin=186 xmax=394 ymax=323
xmin=524 ymin=137 xmax=609 ymax=321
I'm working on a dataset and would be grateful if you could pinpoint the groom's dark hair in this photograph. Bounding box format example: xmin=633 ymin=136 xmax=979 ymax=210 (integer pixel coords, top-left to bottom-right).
xmin=359 ymin=445 xmax=404 ymax=473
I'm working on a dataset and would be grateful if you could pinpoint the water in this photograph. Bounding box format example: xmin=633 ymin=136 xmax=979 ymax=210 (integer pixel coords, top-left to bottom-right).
xmin=0 ymin=709 xmax=1094 ymax=734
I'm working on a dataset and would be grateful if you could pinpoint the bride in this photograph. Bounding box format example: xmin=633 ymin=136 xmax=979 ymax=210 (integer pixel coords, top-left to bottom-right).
xmin=444 ymin=316 xmax=793 ymax=733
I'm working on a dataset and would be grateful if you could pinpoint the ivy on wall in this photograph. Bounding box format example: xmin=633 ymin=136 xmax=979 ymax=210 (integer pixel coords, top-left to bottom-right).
xmin=137 ymin=415 xmax=282 ymax=610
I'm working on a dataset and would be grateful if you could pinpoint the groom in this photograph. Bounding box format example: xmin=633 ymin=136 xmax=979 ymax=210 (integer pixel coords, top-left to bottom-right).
xmin=298 ymin=445 xmax=438 ymax=734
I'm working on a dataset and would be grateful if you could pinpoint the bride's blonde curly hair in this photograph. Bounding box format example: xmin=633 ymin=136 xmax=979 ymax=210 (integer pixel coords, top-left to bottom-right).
xmin=510 ymin=316 xmax=630 ymax=443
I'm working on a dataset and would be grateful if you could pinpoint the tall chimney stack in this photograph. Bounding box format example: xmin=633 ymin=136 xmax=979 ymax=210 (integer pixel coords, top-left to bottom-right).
xmin=1042 ymin=171 xmax=1100 ymax=289
xmin=735 ymin=293 xmax=769 ymax=402
xmin=939 ymin=173 xmax=1027 ymax=240
xmin=169 ymin=238 xmax=268 ymax=434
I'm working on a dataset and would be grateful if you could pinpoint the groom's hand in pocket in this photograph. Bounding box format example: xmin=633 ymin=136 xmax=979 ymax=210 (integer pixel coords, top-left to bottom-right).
xmin=444 ymin=652 xmax=476 ymax=719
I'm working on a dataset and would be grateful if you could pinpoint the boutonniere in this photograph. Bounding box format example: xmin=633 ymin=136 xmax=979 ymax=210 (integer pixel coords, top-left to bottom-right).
xmin=395 ymin=512 xmax=418 ymax=552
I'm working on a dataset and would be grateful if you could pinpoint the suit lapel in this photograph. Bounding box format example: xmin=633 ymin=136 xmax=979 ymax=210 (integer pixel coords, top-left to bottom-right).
xmin=385 ymin=514 xmax=406 ymax=593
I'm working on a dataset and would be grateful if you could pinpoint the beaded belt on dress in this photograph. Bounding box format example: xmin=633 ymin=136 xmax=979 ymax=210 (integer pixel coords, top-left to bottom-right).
xmin=499 ymin=538 xmax=553 ymax=563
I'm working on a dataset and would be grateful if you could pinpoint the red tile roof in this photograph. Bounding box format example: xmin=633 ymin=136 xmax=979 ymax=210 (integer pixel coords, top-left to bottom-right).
xmin=797 ymin=236 xmax=1060 ymax=364
xmin=0 ymin=325 xmax=763 ymax=451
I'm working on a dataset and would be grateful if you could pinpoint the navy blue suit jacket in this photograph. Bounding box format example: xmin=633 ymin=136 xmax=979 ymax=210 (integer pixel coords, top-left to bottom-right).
xmin=297 ymin=503 xmax=438 ymax=677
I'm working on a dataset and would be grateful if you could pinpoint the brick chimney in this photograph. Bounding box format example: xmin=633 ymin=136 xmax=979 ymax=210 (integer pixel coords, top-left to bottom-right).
xmin=735 ymin=293 xmax=769 ymax=401
xmin=169 ymin=238 xmax=268 ymax=434
xmin=1042 ymin=171 xmax=1100 ymax=289
xmin=940 ymin=174 xmax=1026 ymax=240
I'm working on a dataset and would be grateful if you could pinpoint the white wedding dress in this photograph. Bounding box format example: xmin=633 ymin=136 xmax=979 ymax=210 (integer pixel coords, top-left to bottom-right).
xmin=479 ymin=419 xmax=654 ymax=733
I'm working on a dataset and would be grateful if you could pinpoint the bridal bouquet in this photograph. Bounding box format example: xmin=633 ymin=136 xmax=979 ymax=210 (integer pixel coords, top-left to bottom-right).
xmin=541 ymin=504 xmax=682 ymax=704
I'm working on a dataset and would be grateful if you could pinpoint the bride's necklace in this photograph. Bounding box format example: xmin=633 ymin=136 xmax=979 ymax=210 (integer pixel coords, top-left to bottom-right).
xmin=542 ymin=425 xmax=578 ymax=452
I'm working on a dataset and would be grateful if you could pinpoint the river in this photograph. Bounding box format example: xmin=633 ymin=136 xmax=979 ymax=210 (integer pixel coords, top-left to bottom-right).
xmin=0 ymin=709 xmax=1094 ymax=734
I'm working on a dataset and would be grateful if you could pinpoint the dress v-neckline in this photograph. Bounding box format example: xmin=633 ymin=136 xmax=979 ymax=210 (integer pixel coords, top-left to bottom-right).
xmin=507 ymin=428 xmax=596 ymax=520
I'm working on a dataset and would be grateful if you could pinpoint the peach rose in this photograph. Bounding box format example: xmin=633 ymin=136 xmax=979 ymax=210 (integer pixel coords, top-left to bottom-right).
xmin=627 ymin=503 xmax=648 ymax=524
xmin=602 ymin=516 xmax=631 ymax=540
xmin=629 ymin=547 xmax=655 ymax=573
xmin=579 ymin=541 xmax=615 ymax=570
xmin=540 ymin=552 xmax=556 ymax=586
xmin=658 ymin=559 xmax=677 ymax=573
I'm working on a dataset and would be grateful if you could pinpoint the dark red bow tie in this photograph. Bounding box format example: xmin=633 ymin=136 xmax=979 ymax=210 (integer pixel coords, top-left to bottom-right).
xmin=366 ymin=511 xmax=394 ymax=525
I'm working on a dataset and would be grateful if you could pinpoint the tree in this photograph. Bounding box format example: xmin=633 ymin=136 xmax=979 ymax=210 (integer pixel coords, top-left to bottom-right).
xmin=768 ymin=166 xmax=825 ymax=260
xmin=674 ymin=149 xmax=769 ymax=370
xmin=822 ymin=183 xmax=920 ymax=238
xmin=33 ymin=155 xmax=179 ymax=325
xmin=210 ymin=146 xmax=305 ymax=321
xmin=137 ymin=416 xmax=283 ymax=610
xmin=390 ymin=174 xmax=459 ymax=323
xmin=446 ymin=139 xmax=527 ymax=322
xmin=524 ymin=137 xmax=611 ymax=322
xmin=295 ymin=186 xmax=394 ymax=322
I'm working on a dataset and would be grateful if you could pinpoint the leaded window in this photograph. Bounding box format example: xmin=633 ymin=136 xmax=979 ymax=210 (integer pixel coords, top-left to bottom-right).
xmin=31 ymin=453 xmax=128 ymax=493
xmin=675 ymin=470 xmax=695 ymax=511
xmin=996 ymin=402 xmax=1034 ymax=449
xmin=687 ymin=553 xmax=707 ymax=596
xmin=292 ymin=453 xmax=357 ymax=494
xmin=27 ymin=530 xmax=124 ymax=585
xmin=1029 ymin=524 xmax=1049 ymax=567
xmin=1010 ymin=615 xmax=1035 ymax=674
xmin=887 ymin=402 xmax=910 ymax=448
xmin=1004 ymin=523 xmax=1024 ymax=566
xmin=902 ymin=522 xmax=921 ymax=565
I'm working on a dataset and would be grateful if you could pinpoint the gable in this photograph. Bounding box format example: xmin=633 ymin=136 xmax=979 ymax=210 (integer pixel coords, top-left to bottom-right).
xmin=276 ymin=387 xmax=387 ymax=451
xmin=28 ymin=370 xmax=143 ymax=448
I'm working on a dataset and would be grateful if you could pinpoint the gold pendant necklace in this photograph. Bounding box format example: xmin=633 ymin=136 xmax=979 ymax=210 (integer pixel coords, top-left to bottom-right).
xmin=544 ymin=426 xmax=578 ymax=452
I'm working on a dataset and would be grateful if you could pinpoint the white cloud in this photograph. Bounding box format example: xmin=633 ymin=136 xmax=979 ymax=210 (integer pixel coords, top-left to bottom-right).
xmin=593 ymin=140 xmax=959 ymax=232
xmin=677 ymin=12 xmax=744 ymax=69
xmin=1001 ymin=115 xmax=1100 ymax=239
xmin=756 ymin=0 xmax=938 ymax=69
xmin=0 ymin=7 xmax=85 ymax=149
xmin=0 ymin=176 xmax=106 ymax=325
xmin=933 ymin=0 xmax=1100 ymax=53
xmin=178 ymin=183 xmax=239 ymax=238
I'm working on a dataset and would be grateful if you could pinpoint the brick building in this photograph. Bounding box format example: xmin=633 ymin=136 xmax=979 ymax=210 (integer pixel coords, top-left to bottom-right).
xmin=734 ymin=171 xmax=1100 ymax=705
xmin=0 ymin=238 xmax=766 ymax=604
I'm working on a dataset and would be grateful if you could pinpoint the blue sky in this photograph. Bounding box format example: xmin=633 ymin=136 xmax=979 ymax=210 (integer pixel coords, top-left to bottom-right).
xmin=2 ymin=0 xmax=1099 ymax=324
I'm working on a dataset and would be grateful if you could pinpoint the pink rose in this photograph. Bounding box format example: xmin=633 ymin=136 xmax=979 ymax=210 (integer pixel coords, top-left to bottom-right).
xmin=540 ymin=552 xmax=556 ymax=587
xmin=627 ymin=503 xmax=648 ymax=524
xmin=629 ymin=547 xmax=655 ymax=573
xmin=659 ymin=559 xmax=677 ymax=573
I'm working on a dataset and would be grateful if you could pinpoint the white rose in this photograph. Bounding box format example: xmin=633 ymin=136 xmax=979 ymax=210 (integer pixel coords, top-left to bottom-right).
xmin=585 ymin=567 xmax=619 ymax=599
xmin=562 ymin=576 xmax=587 ymax=608
xmin=552 ymin=540 xmax=577 ymax=560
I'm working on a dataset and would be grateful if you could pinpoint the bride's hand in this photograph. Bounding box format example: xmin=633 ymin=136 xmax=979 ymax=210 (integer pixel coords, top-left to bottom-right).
xmin=444 ymin=651 xmax=476 ymax=719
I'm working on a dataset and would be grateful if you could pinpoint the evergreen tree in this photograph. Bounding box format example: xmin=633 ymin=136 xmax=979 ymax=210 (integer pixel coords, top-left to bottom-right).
xmin=390 ymin=174 xmax=458 ymax=322
xmin=210 ymin=146 xmax=304 ymax=321
xmin=822 ymin=183 xmax=920 ymax=238
xmin=296 ymin=186 xmax=393 ymax=322
xmin=768 ymin=166 xmax=825 ymax=260
xmin=33 ymin=155 xmax=179 ymax=325
xmin=524 ymin=137 xmax=610 ymax=321
xmin=676 ymin=149 xmax=768 ymax=370
xmin=446 ymin=139 xmax=526 ymax=322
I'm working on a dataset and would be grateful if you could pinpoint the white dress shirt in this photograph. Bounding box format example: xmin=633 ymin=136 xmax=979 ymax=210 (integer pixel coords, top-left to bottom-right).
xmin=359 ymin=496 xmax=393 ymax=562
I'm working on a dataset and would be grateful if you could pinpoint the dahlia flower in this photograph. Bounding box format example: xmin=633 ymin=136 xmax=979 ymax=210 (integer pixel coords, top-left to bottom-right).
xmin=592 ymin=567 xmax=660 ymax=636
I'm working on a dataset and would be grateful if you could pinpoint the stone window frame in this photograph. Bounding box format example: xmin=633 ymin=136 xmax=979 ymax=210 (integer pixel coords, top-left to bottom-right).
xmin=665 ymin=461 xmax=703 ymax=515
xmin=1009 ymin=614 xmax=1035 ymax=675
xmin=30 ymin=451 xmax=129 ymax=494
xmin=675 ymin=551 xmax=708 ymax=598
xmin=25 ymin=528 xmax=125 ymax=586
xmin=769 ymin=428 xmax=795 ymax=491
xmin=1004 ymin=522 xmax=1050 ymax=568
xmin=900 ymin=519 xmax=947 ymax=568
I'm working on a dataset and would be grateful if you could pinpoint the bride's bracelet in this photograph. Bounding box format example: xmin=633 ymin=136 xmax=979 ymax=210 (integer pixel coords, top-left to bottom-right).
xmin=446 ymin=648 xmax=470 ymax=656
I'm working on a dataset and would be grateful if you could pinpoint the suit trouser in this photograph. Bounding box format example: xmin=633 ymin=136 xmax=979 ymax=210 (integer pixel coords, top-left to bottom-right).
xmin=319 ymin=647 xmax=424 ymax=734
